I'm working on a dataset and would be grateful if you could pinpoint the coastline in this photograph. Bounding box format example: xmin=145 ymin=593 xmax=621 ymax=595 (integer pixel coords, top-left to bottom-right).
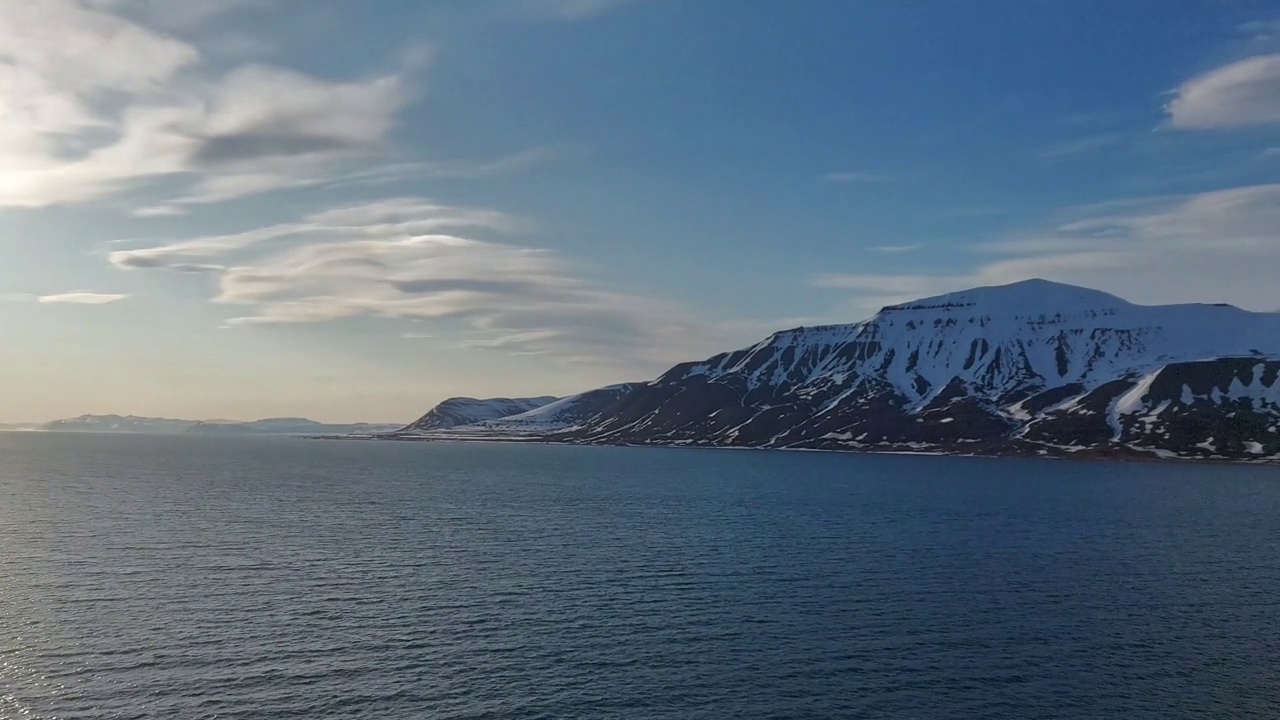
xmin=309 ymin=432 xmax=1280 ymax=467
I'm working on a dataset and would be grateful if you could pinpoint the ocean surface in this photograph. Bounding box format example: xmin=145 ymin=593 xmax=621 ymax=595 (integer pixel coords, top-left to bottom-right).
xmin=1 ymin=434 xmax=1278 ymax=719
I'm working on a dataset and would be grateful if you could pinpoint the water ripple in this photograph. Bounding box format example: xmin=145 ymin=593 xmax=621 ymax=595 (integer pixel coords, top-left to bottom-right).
xmin=1 ymin=434 xmax=1278 ymax=719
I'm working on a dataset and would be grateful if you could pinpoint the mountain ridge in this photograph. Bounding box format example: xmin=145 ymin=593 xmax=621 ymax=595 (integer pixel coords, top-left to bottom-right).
xmin=393 ymin=280 xmax=1280 ymax=463
xmin=395 ymin=396 xmax=559 ymax=434
xmin=40 ymin=415 xmax=401 ymax=436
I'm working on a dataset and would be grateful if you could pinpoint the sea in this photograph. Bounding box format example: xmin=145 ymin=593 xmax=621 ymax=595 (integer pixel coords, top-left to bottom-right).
xmin=1 ymin=433 xmax=1278 ymax=719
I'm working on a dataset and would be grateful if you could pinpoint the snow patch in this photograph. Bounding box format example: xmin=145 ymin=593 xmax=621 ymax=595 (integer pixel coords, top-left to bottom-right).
xmin=1116 ymin=370 xmax=1161 ymax=415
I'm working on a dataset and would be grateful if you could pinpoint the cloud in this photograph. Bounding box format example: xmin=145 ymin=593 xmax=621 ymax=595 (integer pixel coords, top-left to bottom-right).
xmin=868 ymin=245 xmax=921 ymax=254
xmin=85 ymin=0 xmax=269 ymax=31
xmin=3 ymin=290 xmax=128 ymax=304
xmin=111 ymin=198 xmax=731 ymax=370
xmin=0 ymin=0 xmax=418 ymax=209
xmin=1263 ymin=147 xmax=1280 ymax=158
xmin=0 ymin=1 xmax=194 ymax=204
xmin=413 ymin=146 xmax=571 ymax=180
xmin=1238 ymin=20 xmax=1280 ymax=41
xmin=815 ymin=183 xmax=1280 ymax=319
xmin=133 ymin=205 xmax=189 ymax=217
xmin=514 ymin=0 xmax=646 ymax=21
xmin=37 ymin=292 xmax=129 ymax=304
xmin=187 ymin=65 xmax=404 ymax=164
xmin=90 ymin=0 xmax=277 ymax=63
xmin=158 ymin=65 xmax=411 ymax=205
xmin=123 ymin=147 xmax=565 ymax=216
xmin=1166 ymin=53 xmax=1280 ymax=129
xmin=1 ymin=3 xmax=566 ymax=211
xmin=822 ymin=171 xmax=901 ymax=184
xmin=110 ymin=198 xmax=518 ymax=268
xmin=0 ymin=1 xmax=198 ymax=94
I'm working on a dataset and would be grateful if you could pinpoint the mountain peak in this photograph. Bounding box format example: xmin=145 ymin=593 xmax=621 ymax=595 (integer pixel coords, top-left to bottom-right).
xmin=884 ymin=279 xmax=1130 ymax=316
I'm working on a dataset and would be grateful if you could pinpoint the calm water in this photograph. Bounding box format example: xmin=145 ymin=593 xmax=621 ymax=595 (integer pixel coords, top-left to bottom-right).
xmin=1 ymin=434 xmax=1278 ymax=719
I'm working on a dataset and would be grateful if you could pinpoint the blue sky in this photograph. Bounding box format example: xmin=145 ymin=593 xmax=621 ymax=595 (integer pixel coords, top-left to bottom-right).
xmin=3 ymin=0 xmax=1280 ymax=423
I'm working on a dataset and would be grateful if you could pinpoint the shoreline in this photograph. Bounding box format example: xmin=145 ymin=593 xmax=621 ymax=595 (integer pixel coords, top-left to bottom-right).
xmin=311 ymin=432 xmax=1280 ymax=468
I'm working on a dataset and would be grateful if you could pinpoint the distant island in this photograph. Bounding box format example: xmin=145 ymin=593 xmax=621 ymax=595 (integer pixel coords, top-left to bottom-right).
xmin=382 ymin=279 xmax=1280 ymax=464
xmin=29 ymin=415 xmax=402 ymax=437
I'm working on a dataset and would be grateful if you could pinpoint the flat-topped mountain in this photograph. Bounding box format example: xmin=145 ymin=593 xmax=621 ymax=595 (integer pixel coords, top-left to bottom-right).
xmin=42 ymin=415 xmax=401 ymax=436
xmin=396 ymin=280 xmax=1280 ymax=463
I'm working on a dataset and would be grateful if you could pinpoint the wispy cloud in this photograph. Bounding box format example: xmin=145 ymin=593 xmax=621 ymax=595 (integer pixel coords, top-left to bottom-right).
xmin=110 ymin=199 xmax=520 ymax=268
xmin=513 ymin=0 xmax=647 ymax=21
xmin=0 ymin=0 xmax=419 ymax=209
xmin=815 ymin=183 xmax=1280 ymax=319
xmin=37 ymin=292 xmax=129 ymax=305
xmin=87 ymin=0 xmax=268 ymax=31
xmin=414 ymin=146 xmax=572 ymax=180
xmin=133 ymin=205 xmax=191 ymax=218
xmin=822 ymin=171 xmax=901 ymax=184
xmin=867 ymin=245 xmax=921 ymax=254
xmin=132 ymin=148 xmax=564 ymax=218
xmin=1238 ymin=20 xmax=1280 ymax=42
xmin=1166 ymin=53 xmax=1280 ymax=129
xmin=111 ymin=197 xmax=738 ymax=371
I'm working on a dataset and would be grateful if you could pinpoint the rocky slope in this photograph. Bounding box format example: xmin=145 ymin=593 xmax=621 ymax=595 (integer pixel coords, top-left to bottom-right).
xmin=401 ymin=280 xmax=1280 ymax=463
xmin=469 ymin=384 xmax=644 ymax=436
xmin=395 ymin=396 xmax=558 ymax=434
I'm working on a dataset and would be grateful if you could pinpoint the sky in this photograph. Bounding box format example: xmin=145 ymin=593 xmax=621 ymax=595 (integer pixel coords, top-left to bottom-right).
xmin=3 ymin=0 xmax=1280 ymax=423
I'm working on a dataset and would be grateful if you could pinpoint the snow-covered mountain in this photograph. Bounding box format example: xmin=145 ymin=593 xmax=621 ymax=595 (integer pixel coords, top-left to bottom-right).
xmin=190 ymin=418 xmax=404 ymax=436
xmin=43 ymin=415 xmax=198 ymax=434
xmin=398 ymin=280 xmax=1280 ymax=462
xmin=395 ymin=396 xmax=559 ymax=434
xmin=469 ymin=384 xmax=644 ymax=435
